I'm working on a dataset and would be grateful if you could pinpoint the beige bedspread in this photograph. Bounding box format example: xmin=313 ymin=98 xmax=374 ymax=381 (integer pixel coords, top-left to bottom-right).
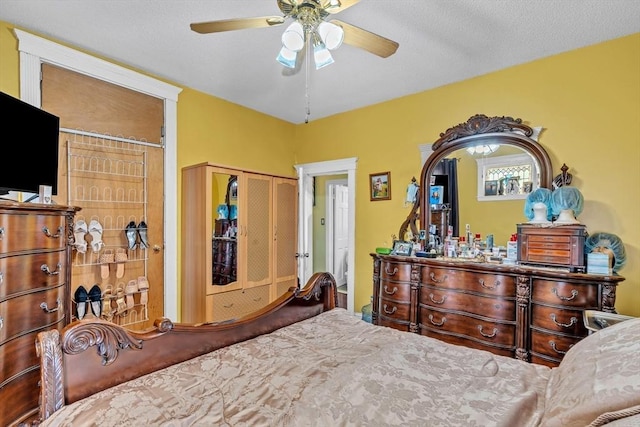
xmin=41 ymin=308 xmax=554 ymax=426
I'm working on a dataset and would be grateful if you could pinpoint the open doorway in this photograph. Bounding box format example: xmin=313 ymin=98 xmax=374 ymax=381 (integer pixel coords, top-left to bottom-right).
xmin=295 ymin=158 xmax=357 ymax=313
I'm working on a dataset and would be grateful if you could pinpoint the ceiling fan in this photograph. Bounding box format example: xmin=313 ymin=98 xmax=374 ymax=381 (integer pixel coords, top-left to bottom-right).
xmin=190 ymin=0 xmax=399 ymax=72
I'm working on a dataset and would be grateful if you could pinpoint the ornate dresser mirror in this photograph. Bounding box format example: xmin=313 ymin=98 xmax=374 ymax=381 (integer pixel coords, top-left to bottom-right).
xmin=414 ymin=114 xmax=553 ymax=246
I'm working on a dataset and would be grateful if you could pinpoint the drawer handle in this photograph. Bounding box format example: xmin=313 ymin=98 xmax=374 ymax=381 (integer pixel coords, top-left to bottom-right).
xmin=428 ymin=314 xmax=446 ymax=326
xmin=0 ymin=227 xmax=4 ymax=240
xmin=252 ymin=297 xmax=262 ymax=302
xmin=383 ymin=285 xmax=398 ymax=295
xmin=223 ymin=303 xmax=234 ymax=308
xmin=549 ymin=340 xmax=572 ymax=355
xmin=479 ymin=278 xmax=500 ymax=290
xmin=0 ymin=271 xmax=3 ymax=285
xmin=477 ymin=325 xmax=498 ymax=338
xmin=40 ymin=298 xmax=63 ymax=314
xmin=551 ymin=288 xmax=578 ymax=301
xmin=41 ymin=263 xmax=62 ymax=276
xmin=384 ymin=266 xmax=398 ymax=276
xmin=42 ymin=226 xmax=64 ymax=239
xmin=429 ymin=272 xmax=447 ymax=283
xmin=382 ymin=304 xmax=397 ymax=315
xmin=550 ymin=313 xmax=577 ymax=328
xmin=428 ymin=293 xmax=446 ymax=304
xmin=0 ymin=316 xmax=3 ymax=330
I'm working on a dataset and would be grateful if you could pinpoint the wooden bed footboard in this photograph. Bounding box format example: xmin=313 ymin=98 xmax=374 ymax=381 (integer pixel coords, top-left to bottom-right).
xmin=36 ymin=272 xmax=337 ymax=422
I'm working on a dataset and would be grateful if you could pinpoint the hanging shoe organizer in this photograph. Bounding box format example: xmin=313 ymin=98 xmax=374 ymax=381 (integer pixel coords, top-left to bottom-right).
xmin=65 ymin=129 xmax=149 ymax=327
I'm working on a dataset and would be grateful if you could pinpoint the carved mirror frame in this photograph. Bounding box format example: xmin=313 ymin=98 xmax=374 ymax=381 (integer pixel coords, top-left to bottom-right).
xmin=404 ymin=114 xmax=554 ymax=242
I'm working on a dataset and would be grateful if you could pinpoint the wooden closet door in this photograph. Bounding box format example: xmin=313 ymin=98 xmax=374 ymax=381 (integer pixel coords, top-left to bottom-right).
xmin=41 ymin=64 xmax=165 ymax=329
xmin=241 ymin=173 xmax=273 ymax=289
xmin=273 ymin=178 xmax=298 ymax=297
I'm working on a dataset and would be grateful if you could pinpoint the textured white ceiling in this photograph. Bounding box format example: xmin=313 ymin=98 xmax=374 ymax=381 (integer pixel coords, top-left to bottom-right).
xmin=1 ymin=1 xmax=638 ymax=124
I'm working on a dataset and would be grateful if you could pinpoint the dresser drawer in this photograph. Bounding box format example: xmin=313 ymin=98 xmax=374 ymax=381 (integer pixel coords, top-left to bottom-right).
xmin=379 ymin=280 xmax=411 ymax=303
xmin=379 ymin=297 xmax=411 ymax=322
xmin=531 ymin=304 xmax=588 ymax=335
xmin=0 ymin=321 xmax=64 ymax=384
xmin=0 ymin=285 xmax=65 ymax=345
xmin=0 ymin=251 xmax=66 ymax=300
xmin=207 ymin=285 xmax=270 ymax=322
xmin=530 ymin=329 xmax=581 ymax=362
xmin=421 ymin=267 xmax=516 ymax=296
xmin=380 ymin=260 xmax=413 ymax=282
xmin=420 ymin=285 xmax=516 ymax=321
xmin=419 ymin=307 xmax=515 ymax=347
xmin=531 ymin=279 xmax=599 ymax=308
xmin=0 ymin=365 xmax=40 ymax=427
xmin=0 ymin=212 xmax=67 ymax=253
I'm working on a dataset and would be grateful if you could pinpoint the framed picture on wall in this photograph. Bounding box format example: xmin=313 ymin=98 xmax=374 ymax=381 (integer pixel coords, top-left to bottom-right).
xmin=484 ymin=180 xmax=498 ymax=196
xmin=370 ymin=171 xmax=391 ymax=201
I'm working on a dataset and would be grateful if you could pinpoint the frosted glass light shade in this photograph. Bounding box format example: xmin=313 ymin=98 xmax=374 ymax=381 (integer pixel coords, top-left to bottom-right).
xmin=276 ymin=47 xmax=297 ymax=68
xmin=282 ymin=22 xmax=305 ymax=52
xmin=318 ymin=21 xmax=344 ymax=50
xmin=466 ymin=144 xmax=499 ymax=155
xmin=313 ymin=43 xmax=334 ymax=69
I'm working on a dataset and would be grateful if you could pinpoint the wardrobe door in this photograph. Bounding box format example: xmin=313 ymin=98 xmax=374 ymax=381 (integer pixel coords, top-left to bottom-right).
xmin=241 ymin=173 xmax=273 ymax=289
xmin=273 ymin=178 xmax=298 ymax=297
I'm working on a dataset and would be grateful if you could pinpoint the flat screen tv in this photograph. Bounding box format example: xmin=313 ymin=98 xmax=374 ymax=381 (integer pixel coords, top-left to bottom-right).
xmin=0 ymin=91 xmax=60 ymax=196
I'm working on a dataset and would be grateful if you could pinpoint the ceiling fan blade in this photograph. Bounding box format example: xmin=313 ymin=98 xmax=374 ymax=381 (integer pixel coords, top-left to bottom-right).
xmin=191 ymin=16 xmax=285 ymax=34
xmin=330 ymin=19 xmax=398 ymax=58
xmin=324 ymin=0 xmax=361 ymax=14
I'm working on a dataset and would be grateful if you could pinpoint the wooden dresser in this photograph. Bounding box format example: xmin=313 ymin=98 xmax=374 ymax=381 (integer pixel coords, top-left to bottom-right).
xmin=372 ymin=254 xmax=625 ymax=367
xmin=0 ymin=202 xmax=78 ymax=426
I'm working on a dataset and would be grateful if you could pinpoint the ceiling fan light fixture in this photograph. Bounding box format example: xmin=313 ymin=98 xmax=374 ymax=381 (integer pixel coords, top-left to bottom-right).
xmin=317 ymin=21 xmax=344 ymax=50
xmin=276 ymin=46 xmax=297 ymax=68
xmin=466 ymin=144 xmax=499 ymax=155
xmin=281 ymin=21 xmax=305 ymax=52
xmin=313 ymin=41 xmax=334 ymax=69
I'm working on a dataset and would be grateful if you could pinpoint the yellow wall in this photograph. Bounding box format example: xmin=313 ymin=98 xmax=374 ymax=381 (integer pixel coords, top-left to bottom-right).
xmin=294 ymin=33 xmax=640 ymax=316
xmin=1 ymin=21 xmax=638 ymax=316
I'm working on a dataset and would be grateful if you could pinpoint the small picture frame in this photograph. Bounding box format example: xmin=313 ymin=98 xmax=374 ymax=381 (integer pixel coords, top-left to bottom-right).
xmin=370 ymin=171 xmax=391 ymax=201
xmin=523 ymin=181 xmax=533 ymax=194
xmin=484 ymin=180 xmax=498 ymax=196
xmin=429 ymin=185 xmax=444 ymax=204
xmin=392 ymin=240 xmax=412 ymax=256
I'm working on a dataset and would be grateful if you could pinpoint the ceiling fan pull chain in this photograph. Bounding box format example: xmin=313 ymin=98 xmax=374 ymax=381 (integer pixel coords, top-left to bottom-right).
xmin=305 ymin=30 xmax=311 ymax=124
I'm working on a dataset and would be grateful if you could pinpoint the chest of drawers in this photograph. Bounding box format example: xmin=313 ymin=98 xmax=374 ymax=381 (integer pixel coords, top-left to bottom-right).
xmin=372 ymin=254 xmax=624 ymax=367
xmin=0 ymin=202 xmax=78 ymax=426
xmin=517 ymin=224 xmax=587 ymax=272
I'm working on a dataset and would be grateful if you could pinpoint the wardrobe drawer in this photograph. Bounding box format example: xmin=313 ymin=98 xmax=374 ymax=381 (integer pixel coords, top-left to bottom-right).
xmin=531 ymin=304 xmax=588 ymax=336
xmin=0 ymin=212 xmax=67 ymax=253
xmin=0 ymin=251 xmax=66 ymax=300
xmin=531 ymin=279 xmax=598 ymax=307
xmin=420 ymin=285 xmax=516 ymax=321
xmin=208 ymin=285 xmax=270 ymax=322
xmin=0 ymin=285 xmax=65 ymax=345
xmin=419 ymin=307 xmax=515 ymax=347
xmin=421 ymin=267 xmax=516 ymax=296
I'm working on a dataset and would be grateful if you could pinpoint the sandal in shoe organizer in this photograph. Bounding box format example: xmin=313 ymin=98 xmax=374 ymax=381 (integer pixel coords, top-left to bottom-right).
xmin=88 ymin=219 xmax=104 ymax=252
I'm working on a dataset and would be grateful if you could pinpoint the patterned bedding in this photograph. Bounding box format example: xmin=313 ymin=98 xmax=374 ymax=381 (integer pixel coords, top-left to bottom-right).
xmin=40 ymin=309 xmax=640 ymax=427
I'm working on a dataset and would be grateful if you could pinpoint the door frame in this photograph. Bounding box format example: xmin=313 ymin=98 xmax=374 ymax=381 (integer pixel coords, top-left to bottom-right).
xmin=14 ymin=29 xmax=182 ymax=320
xmin=294 ymin=158 xmax=357 ymax=313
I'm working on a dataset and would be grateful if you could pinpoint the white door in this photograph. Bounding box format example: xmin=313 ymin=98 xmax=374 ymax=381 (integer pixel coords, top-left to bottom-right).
xmin=295 ymin=158 xmax=357 ymax=312
xmin=329 ymin=183 xmax=349 ymax=287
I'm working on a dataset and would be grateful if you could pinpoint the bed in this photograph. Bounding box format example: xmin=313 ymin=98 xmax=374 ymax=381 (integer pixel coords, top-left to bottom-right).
xmin=36 ymin=272 xmax=640 ymax=426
